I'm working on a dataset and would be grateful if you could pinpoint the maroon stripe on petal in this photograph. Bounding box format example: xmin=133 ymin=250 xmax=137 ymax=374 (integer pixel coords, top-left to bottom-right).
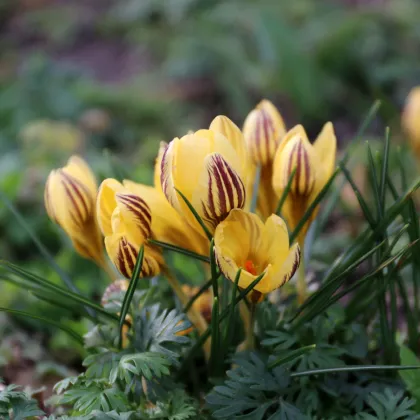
xmin=295 ymin=141 xmax=302 ymax=194
xmin=118 ymin=194 xmax=151 ymax=222
xmin=216 ymin=157 xmax=233 ymax=211
xmin=61 ymin=172 xmax=90 ymax=217
xmin=117 ymin=194 xmax=152 ymax=236
xmin=208 ymin=156 xmax=227 ymax=217
xmin=61 ymin=177 xmax=85 ymax=227
xmin=117 ymin=240 xmax=130 ymax=278
xmin=286 ymin=142 xmax=298 ymax=184
xmin=261 ymin=109 xmax=272 ymax=161
xmin=224 ymin=161 xmax=245 ymax=208
xmin=120 ymin=238 xmax=137 ymax=278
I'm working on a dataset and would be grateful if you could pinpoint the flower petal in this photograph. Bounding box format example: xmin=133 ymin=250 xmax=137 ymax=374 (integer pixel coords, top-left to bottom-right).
xmin=260 ymin=243 xmax=301 ymax=293
xmin=64 ymin=155 xmax=97 ymax=199
xmin=115 ymin=192 xmax=152 ymax=241
xmin=123 ymin=180 xmax=208 ymax=255
xmin=105 ymin=233 xmax=161 ymax=279
xmin=154 ymin=141 xmax=168 ymax=193
xmin=96 ymin=178 xmax=125 ymax=237
xmin=313 ymin=122 xmax=337 ymax=184
xmin=243 ymin=100 xmax=286 ymax=165
xmin=262 ymin=214 xmax=289 ymax=262
xmin=272 ymin=131 xmax=316 ymax=198
xmin=45 ymin=169 xmax=94 ymax=233
xmin=192 ymin=153 xmax=246 ymax=232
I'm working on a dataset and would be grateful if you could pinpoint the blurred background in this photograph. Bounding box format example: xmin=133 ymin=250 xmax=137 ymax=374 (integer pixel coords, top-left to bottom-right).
xmin=1 ymin=0 xmax=420 ymax=391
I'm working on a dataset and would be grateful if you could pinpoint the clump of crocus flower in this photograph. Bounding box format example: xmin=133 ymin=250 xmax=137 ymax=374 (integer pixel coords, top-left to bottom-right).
xmin=44 ymin=99 xmax=337 ymax=354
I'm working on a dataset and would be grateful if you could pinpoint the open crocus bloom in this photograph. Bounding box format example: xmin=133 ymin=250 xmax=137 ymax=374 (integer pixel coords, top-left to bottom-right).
xmin=44 ymin=155 xmax=104 ymax=265
xmin=214 ymin=209 xmax=300 ymax=301
xmin=96 ymin=179 xmax=163 ymax=279
xmin=161 ymin=117 xmax=249 ymax=236
xmin=272 ymin=123 xmax=336 ymax=243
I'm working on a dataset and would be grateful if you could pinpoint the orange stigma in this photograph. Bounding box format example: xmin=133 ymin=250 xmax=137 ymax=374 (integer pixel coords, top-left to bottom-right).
xmin=244 ymin=259 xmax=258 ymax=275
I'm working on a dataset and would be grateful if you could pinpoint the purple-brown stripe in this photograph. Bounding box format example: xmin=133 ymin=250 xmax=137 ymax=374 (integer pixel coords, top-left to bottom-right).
xmin=61 ymin=177 xmax=85 ymax=228
xmin=261 ymin=109 xmax=273 ymax=162
xmin=295 ymin=141 xmax=302 ymax=194
xmin=61 ymin=171 xmax=90 ymax=217
xmin=116 ymin=194 xmax=152 ymax=237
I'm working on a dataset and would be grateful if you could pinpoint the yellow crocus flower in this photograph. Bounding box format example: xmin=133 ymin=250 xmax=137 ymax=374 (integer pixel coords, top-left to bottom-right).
xmin=243 ymin=100 xmax=287 ymax=219
xmin=160 ymin=120 xmax=247 ymax=236
xmin=96 ymin=179 xmax=162 ymax=279
xmin=123 ymin=180 xmax=208 ymax=255
xmin=272 ymin=123 xmax=336 ymax=244
xmin=243 ymin=99 xmax=286 ymax=166
xmin=44 ymin=155 xmax=104 ymax=265
xmin=402 ymin=86 xmax=420 ymax=160
xmin=214 ymin=209 xmax=300 ymax=303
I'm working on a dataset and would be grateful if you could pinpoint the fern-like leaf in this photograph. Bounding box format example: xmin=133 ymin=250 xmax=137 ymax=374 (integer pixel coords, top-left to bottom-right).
xmin=112 ymin=352 xmax=171 ymax=384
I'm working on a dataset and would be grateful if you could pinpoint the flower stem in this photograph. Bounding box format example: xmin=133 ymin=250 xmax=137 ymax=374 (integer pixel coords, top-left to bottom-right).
xmin=297 ymin=239 xmax=306 ymax=305
xmin=164 ymin=268 xmax=211 ymax=360
xmin=239 ymin=300 xmax=255 ymax=351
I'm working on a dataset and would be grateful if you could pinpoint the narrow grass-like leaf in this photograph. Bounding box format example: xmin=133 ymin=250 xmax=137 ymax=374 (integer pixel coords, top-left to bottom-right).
xmin=275 ymin=168 xmax=296 ymax=216
xmin=268 ymin=344 xmax=316 ymax=369
xmin=340 ymin=163 xmax=376 ymax=229
xmin=296 ymin=243 xmax=413 ymax=327
xmin=181 ymin=272 xmax=265 ymax=371
xmin=0 ymin=191 xmax=84 ymax=296
xmin=209 ymin=239 xmax=219 ymax=299
xmin=291 ymin=238 xmax=387 ymax=322
xmin=119 ymin=245 xmax=144 ymax=349
xmin=379 ymin=128 xmax=391 ymax=212
xmin=210 ymin=297 xmax=220 ymax=375
xmin=175 ymin=188 xmax=212 ymax=241
xmin=290 ymin=167 xmax=340 ymax=243
xmin=291 ymin=364 xmax=420 ymax=378
xmin=0 ymin=307 xmax=83 ymax=344
xmin=313 ymin=100 xmax=381 ymax=237
xmin=224 ymin=269 xmax=242 ymax=351
xmin=149 ymin=239 xmax=210 ymax=263
xmin=0 ymin=261 xmax=118 ymax=321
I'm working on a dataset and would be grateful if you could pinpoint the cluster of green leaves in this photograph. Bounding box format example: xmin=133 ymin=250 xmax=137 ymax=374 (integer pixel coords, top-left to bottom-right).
xmin=0 ymin=380 xmax=45 ymax=419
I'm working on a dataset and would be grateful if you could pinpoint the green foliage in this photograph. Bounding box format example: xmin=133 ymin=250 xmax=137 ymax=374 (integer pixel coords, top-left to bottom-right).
xmin=0 ymin=382 xmax=45 ymax=419
xmin=347 ymin=389 xmax=420 ymax=420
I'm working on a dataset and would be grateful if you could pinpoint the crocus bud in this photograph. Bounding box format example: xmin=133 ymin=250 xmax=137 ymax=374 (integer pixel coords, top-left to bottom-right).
xmin=402 ymin=87 xmax=420 ymax=160
xmin=44 ymin=156 xmax=104 ymax=265
xmin=272 ymin=123 xmax=336 ymax=243
xmin=97 ymin=179 xmax=163 ymax=279
xmin=243 ymin=100 xmax=286 ymax=166
xmin=160 ymin=128 xmax=246 ymax=235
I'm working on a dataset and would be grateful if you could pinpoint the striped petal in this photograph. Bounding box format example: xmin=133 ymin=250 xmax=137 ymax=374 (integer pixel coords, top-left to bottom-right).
xmin=160 ymin=138 xmax=183 ymax=212
xmin=313 ymin=122 xmax=337 ymax=187
xmin=96 ymin=178 xmax=124 ymax=237
xmin=192 ymin=153 xmax=246 ymax=233
xmin=243 ymin=100 xmax=286 ymax=165
xmin=272 ymin=131 xmax=316 ymax=198
xmin=115 ymin=192 xmax=152 ymax=241
xmin=45 ymin=168 xmax=94 ymax=233
xmin=105 ymin=234 xmax=161 ymax=279
xmin=45 ymin=156 xmax=104 ymax=264
xmin=154 ymin=141 xmax=168 ymax=193
xmin=123 ymin=180 xmax=208 ymax=255
xmin=266 ymin=243 xmax=301 ymax=291
xmin=64 ymin=155 xmax=97 ymax=198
